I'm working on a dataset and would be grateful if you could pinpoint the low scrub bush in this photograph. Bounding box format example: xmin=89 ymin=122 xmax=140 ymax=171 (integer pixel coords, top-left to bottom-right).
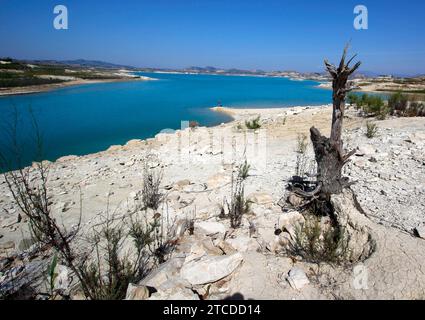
xmin=223 ymin=161 xmax=252 ymax=229
xmin=0 ymin=114 xmax=171 ymax=299
xmin=227 ymin=179 xmax=251 ymax=229
xmin=366 ymin=121 xmax=378 ymax=138
xmin=79 ymin=208 xmax=172 ymax=300
xmin=407 ymin=102 xmax=425 ymax=117
xmin=245 ymin=116 xmax=261 ymax=130
xmin=238 ymin=159 xmax=251 ymax=180
xmin=294 ymin=133 xmax=316 ymax=179
xmin=296 ymin=133 xmax=308 ymax=154
xmin=361 ymin=95 xmax=388 ymax=118
xmin=141 ymin=163 xmax=164 ymax=210
xmin=388 ymin=92 xmax=408 ymax=116
xmin=347 ymin=93 xmax=360 ymax=107
xmin=288 ymin=215 xmax=349 ymax=265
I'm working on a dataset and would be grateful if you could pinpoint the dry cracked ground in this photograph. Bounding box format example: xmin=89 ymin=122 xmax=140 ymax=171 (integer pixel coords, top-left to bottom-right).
xmin=1 ymin=105 xmax=425 ymax=299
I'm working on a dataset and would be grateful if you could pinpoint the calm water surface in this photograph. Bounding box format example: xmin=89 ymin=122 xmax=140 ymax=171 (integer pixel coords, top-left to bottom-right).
xmin=0 ymin=73 xmax=331 ymax=168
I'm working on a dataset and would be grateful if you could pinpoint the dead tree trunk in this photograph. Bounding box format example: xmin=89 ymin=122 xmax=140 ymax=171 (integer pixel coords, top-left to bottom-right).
xmin=311 ymin=46 xmax=361 ymax=196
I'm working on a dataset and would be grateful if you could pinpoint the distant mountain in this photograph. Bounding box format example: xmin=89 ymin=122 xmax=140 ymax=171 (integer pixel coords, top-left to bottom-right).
xmin=14 ymin=59 xmax=421 ymax=79
xmin=184 ymin=66 xmax=267 ymax=75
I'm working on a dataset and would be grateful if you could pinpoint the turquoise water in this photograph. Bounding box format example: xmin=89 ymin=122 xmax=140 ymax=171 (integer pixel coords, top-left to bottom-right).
xmin=0 ymin=73 xmax=331 ymax=169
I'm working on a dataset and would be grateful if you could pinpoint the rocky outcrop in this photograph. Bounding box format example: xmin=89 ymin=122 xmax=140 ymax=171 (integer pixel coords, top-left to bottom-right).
xmin=180 ymin=253 xmax=244 ymax=286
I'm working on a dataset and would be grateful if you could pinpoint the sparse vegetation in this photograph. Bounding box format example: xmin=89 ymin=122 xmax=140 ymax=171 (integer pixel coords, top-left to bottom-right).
xmin=238 ymin=159 xmax=251 ymax=180
xmin=294 ymin=133 xmax=315 ymax=179
xmin=2 ymin=159 xmax=171 ymax=300
xmin=387 ymin=92 xmax=425 ymax=117
xmin=0 ymin=60 xmax=127 ymax=89
xmin=0 ymin=72 xmax=66 ymax=88
xmin=141 ymin=163 xmax=164 ymax=210
xmin=78 ymin=206 xmax=171 ymax=300
xmin=347 ymin=93 xmax=359 ymax=107
xmin=288 ymin=215 xmax=349 ymax=265
xmin=296 ymin=133 xmax=308 ymax=154
xmin=0 ymin=112 xmax=172 ymax=300
xmin=348 ymin=93 xmax=389 ymax=119
xmin=350 ymin=92 xmax=424 ymax=119
xmin=227 ymin=178 xmax=251 ymax=229
xmin=366 ymin=121 xmax=378 ymax=138
xmin=47 ymin=254 xmax=59 ymax=299
xmin=223 ymin=161 xmax=252 ymax=229
xmin=407 ymin=102 xmax=425 ymax=117
xmin=245 ymin=116 xmax=261 ymax=130
xmin=357 ymin=94 xmax=388 ymax=118
xmin=388 ymin=92 xmax=408 ymax=116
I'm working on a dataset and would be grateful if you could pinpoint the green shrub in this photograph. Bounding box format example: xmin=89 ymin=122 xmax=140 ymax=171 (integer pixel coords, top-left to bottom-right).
xmin=227 ymin=181 xmax=251 ymax=229
xmin=388 ymin=92 xmax=408 ymax=116
xmin=347 ymin=93 xmax=359 ymax=106
xmin=225 ymin=163 xmax=252 ymax=229
xmin=359 ymin=93 xmax=370 ymax=108
xmin=363 ymin=95 xmax=385 ymax=115
xmin=288 ymin=215 xmax=349 ymax=265
xmin=142 ymin=163 xmax=164 ymax=210
xmin=79 ymin=207 xmax=172 ymax=300
xmin=238 ymin=159 xmax=251 ymax=180
xmin=79 ymin=221 xmax=138 ymax=300
xmin=366 ymin=121 xmax=378 ymax=138
xmin=245 ymin=116 xmax=261 ymax=130
xmin=407 ymin=102 xmax=425 ymax=117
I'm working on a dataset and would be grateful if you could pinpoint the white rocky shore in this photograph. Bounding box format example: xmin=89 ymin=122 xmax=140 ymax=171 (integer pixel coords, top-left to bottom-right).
xmin=1 ymin=104 xmax=425 ymax=299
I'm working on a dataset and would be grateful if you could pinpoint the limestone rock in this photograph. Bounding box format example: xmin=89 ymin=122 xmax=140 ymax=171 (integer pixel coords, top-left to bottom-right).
xmin=184 ymin=241 xmax=208 ymax=264
xmin=125 ymin=139 xmax=144 ymax=147
xmin=331 ymin=190 xmax=375 ymax=262
xmin=195 ymin=221 xmax=226 ymax=235
xmin=140 ymin=257 xmax=185 ymax=288
xmin=287 ymin=194 xmax=303 ymax=207
xmin=174 ymin=179 xmax=191 ymax=190
xmin=248 ymin=192 xmax=273 ymax=205
xmin=225 ymin=236 xmax=259 ymax=253
xmin=414 ymin=225 xmax=425 ymax=239
xmin=180 ymin=253 xmax=244 ymax=285
xmin=125 ymin=283 xmax=150 ymax=300
xmin=0 ymin=241 xmax=15 ymax=252
xmin=207 ymin=173 xmax=231 ymax=189
xmin=356 ymin=145 xmax=376 ymax=156
xmin=1 ymin=215 xmax=20 ymax=228
xmin=54 ymin=265 xmax=71 ymax=294
xmin=286 ymin=267 xmax=309 ymax=290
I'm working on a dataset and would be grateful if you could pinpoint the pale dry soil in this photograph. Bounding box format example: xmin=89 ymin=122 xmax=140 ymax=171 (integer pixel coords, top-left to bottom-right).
xmin=1 ymin=104 xmax=425 ymax=299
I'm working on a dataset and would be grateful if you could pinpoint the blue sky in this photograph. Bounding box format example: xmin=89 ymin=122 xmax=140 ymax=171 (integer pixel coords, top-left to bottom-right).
xmin=1 ymin=0 xmax=424 ymax=75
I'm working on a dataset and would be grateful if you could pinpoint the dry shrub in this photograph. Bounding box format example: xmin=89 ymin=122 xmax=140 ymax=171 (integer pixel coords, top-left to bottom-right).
xmin=288 ymin=215 xmax=349 ymax=265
